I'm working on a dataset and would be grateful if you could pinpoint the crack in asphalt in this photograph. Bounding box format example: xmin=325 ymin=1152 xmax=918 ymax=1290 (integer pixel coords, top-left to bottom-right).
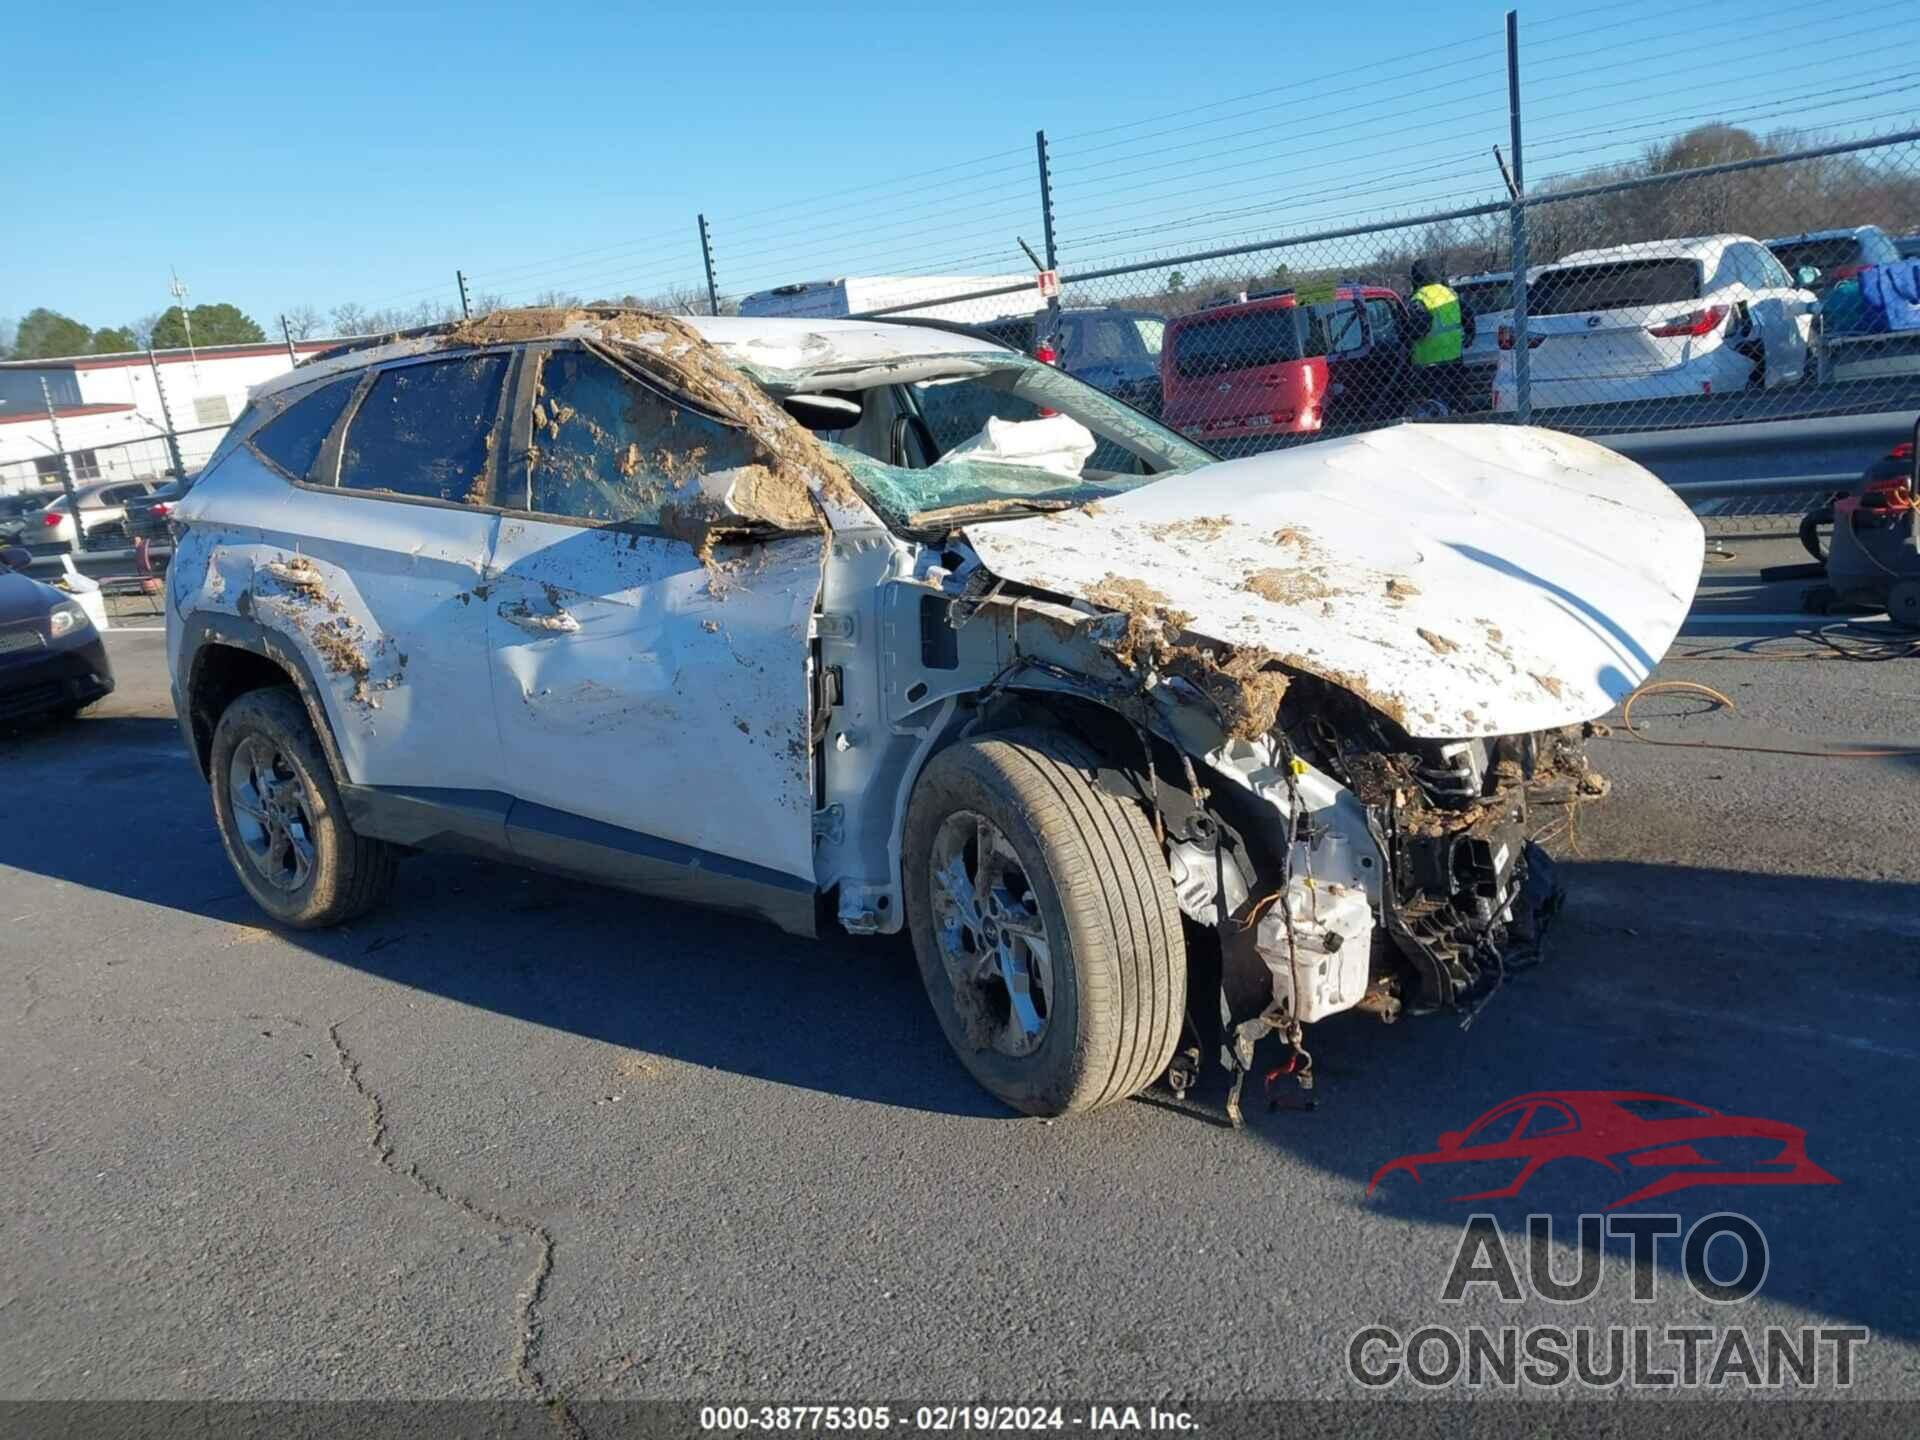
xmin=328 ymin=1020 xmax=584 ymax=1437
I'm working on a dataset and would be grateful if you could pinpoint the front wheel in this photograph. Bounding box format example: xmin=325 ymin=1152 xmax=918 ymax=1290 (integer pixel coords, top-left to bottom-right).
xmin=903 ymin=729 xmax=1186 ymax=1116
xmin=209 ymin=686 xmax=397 ymax=928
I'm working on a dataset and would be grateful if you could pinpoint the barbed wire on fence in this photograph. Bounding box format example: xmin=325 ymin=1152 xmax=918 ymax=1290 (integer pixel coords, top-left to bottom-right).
xmin=78 ymin=8 xmax=1911 ymax=500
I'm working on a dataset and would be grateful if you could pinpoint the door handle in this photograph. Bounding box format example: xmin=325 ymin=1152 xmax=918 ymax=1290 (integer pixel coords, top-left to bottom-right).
xmin=499 ymin=599 xmax=580 ymax=635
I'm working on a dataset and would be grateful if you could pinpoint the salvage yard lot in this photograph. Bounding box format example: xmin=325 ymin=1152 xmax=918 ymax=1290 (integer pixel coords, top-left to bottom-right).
xmin=4 ymin=545 xmax=1918 ymax=1401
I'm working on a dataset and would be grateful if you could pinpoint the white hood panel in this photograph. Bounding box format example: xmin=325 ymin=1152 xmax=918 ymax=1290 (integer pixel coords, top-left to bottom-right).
xmin=962 ymin=424 xmax=1704 ymax=739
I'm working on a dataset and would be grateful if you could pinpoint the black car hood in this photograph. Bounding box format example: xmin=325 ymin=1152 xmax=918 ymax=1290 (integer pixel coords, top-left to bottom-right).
xmin=0 ymin=568 xmax=58 ymax=624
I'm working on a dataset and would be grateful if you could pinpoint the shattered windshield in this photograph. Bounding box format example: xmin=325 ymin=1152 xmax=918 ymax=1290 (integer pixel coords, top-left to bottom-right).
xmin=733 ymin=350 xmax=1212 ymax=529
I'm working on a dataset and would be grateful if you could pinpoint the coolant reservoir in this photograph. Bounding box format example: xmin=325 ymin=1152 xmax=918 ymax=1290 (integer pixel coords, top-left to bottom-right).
xmin=1255 ymin=882 xmax=1375 ymax=1023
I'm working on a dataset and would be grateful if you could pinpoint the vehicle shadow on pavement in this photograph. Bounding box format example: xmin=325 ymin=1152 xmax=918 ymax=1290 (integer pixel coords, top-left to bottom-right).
xmin=0 ymin=712 xmax=1005 ymax=1119
xmin=1239 ymin=857 xmax=1920 ymax=1345
xmin=333 ymin=856 xmax=1011 ymax=1119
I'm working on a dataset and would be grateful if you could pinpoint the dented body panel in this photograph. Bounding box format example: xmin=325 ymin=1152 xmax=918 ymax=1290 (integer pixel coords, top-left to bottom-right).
xmin=960 ymin=424 xmax=1704 ymax=739
xmin=486 ymin=515 xmax=823 ymax=883
xmin=167 ymin=449 xmax=503 ymax=790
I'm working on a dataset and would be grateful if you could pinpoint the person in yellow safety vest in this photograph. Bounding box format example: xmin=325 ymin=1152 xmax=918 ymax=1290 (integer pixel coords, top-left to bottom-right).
xmin=1404 ymin=258 xmax=1476 ymax=414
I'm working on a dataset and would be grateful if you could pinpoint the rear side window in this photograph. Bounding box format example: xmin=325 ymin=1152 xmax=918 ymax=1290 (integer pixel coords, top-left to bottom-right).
xmin=1313 ymin=297 xmax=1399 ymax=355
xmin=1170 ymin=307 xmax=1307 ymax=378
xmin=1768 ymin=238 xmax=1864 ymax=274
xmin=1531 ymin=260 xmax=1701 ymax=315
xmin=1066 ymin=316 xmax=1136 ymax=362
xmin=1453 ymin=282 xmax=1510 ymax=317
xmin=338 ymin=355 xmax=508 ymax=502
xmin=249 ymin=377 xmax=358 ymax=481
xmin=513 ymin=348 xmax=760 ymax=525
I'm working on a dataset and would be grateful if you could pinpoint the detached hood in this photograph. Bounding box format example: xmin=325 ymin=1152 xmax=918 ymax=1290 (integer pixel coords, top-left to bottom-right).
xmin=962 ymin=423 xmax=1704 ymax=739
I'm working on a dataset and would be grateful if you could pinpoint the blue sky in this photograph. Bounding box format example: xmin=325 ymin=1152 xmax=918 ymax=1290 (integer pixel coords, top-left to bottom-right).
xmin=3 ymin=0 xmax=1910 ymax=334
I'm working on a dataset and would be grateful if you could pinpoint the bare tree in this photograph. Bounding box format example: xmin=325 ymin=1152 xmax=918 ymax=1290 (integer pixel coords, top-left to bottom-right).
xmin=282 ymin=304 xmax=325 ymax=339
xmin=330 ymin=302 xmax=367 ymax=337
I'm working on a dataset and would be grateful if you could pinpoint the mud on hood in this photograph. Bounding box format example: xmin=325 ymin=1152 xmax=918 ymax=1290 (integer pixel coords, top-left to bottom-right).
xmin=960 ymin=423 xmax=1704 ymax=739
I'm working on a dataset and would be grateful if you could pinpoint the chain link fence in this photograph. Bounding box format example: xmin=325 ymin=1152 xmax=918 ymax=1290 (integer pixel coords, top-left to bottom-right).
xmin=0 ymin=425 xmax=223 ymax=556
xmin=802 ymin=130 xmax=1920 ymax=470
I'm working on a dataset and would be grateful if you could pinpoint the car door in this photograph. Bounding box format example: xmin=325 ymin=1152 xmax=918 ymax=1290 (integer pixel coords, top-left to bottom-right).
xmin=213 ymin=352 xmax=511 ymax=812
xmin=86 ymin=482 xmax=143 ymax=539
xmin=482 ymin=340 xmax=823 ymax=924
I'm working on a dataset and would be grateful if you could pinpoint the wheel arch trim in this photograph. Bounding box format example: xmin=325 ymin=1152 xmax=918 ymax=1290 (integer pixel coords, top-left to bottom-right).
xmin=177 ymin=612 xmax=349 ymax=786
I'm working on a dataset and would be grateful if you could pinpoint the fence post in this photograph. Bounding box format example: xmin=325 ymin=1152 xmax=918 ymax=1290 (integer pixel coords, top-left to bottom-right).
xmin=698 ymin=215 xmax=721 ymax=316
xmin=1505 ymin=9 xmax=1532 ymax=424
xmin=279 ymin=314 xmax=298 ymax=364
xmin=456 ymin=270 xmax=473 ymax=319
xmin=147 ymin=349 xmax=187 ymax=479
xmin=40 ymin=377 xmax=85 ymax=554
xmin=1035 ymin=130 xmax=1061 ymax=350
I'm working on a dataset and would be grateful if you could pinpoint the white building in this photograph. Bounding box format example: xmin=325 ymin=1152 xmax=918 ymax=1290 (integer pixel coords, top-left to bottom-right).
xmin=0 ymin=339 xmax=342 ymax=495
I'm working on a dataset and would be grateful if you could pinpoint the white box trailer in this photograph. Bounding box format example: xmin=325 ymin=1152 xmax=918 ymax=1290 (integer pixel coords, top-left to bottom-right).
xmin=738 ymin=275 xmax=1045 ymax=324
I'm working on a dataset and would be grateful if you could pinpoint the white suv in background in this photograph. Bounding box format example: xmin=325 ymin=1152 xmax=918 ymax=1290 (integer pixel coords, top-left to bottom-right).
xmin=1493 ymin=234 xmax=1817 ymax=412
xmin=1448 ymin=269 xmax=1516 ymax=382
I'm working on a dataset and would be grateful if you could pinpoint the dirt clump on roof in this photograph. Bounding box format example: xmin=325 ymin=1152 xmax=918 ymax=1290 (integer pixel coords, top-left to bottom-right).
xmin=443 ymin=307 xmax=583 ymax=348
xmin=1241 ymin=566 xmax=1332 ymax=606
xmin=1148 ymin=515 xmax=1232 ymax=544
xmin=443 ymin=307 xmax=859 ymax=546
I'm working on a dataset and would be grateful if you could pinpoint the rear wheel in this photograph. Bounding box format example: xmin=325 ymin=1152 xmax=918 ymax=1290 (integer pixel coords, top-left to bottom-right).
xmin=903 ymin=728 xmax=1185 ymax=1116
xmin=209 ymin=686 xmax=396 ymax=928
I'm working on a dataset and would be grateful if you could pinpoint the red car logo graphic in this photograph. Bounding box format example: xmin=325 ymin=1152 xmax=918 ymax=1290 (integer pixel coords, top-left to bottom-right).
xmin=1367 ymin=1091 xmax=1838 ymax=1209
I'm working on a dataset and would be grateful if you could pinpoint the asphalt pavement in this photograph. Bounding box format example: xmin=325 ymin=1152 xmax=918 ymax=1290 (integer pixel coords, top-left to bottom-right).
xmin=3 ymin=557 xmax=1918 ymax=1411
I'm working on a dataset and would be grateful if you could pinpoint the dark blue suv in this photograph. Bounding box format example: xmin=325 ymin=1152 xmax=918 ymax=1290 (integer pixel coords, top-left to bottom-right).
xmin=981 ymin=307 xmax=1167 ymax=416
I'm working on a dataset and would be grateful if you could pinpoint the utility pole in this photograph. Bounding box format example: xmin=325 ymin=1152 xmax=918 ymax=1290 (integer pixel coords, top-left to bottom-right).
xmin=168 ymin=267 xmax=198 ymax=373
xmin=40 ymin=377 xmax=86 ymax=554
xmin=1505 ymin=9 xmax=1532 ymax=423
xmin=1035 ymin=130 xmax=1061 ymax=352
xmin=697 ymin=215 xmax=720 ymax=317
xmin=456 ymin=269 xmax=473 ymax=319
xmin=147 ymin=349 xmax=186 ymax=478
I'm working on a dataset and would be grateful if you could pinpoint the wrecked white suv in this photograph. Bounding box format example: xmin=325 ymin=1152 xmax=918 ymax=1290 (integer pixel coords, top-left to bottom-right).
xmin=166 ymin=308 xmax=1702 ymax=1118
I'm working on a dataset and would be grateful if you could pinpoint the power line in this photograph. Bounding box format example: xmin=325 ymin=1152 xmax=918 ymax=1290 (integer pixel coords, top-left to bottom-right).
xmin=708 ymin=144 xmax=1030 ymax=228
xmin=1051 ymin=34 xmax=1499 ymax=150
xmin=1524 ymin=0 xmax=1910 ymax=88
xmin=1051 ymin=112 xmax=1508 ymax=241
xmin=1527 ymin=63 xmax=1920 ymax=157
xmin=1052 ymin=81 xmax=1504 ymax=187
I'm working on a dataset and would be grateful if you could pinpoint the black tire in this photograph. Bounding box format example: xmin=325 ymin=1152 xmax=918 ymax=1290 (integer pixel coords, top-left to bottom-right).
xmin=208 ymin=685 xmax=396 ymax=928
xmin=903 ymin=728 xmax=1185 ymax=1116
